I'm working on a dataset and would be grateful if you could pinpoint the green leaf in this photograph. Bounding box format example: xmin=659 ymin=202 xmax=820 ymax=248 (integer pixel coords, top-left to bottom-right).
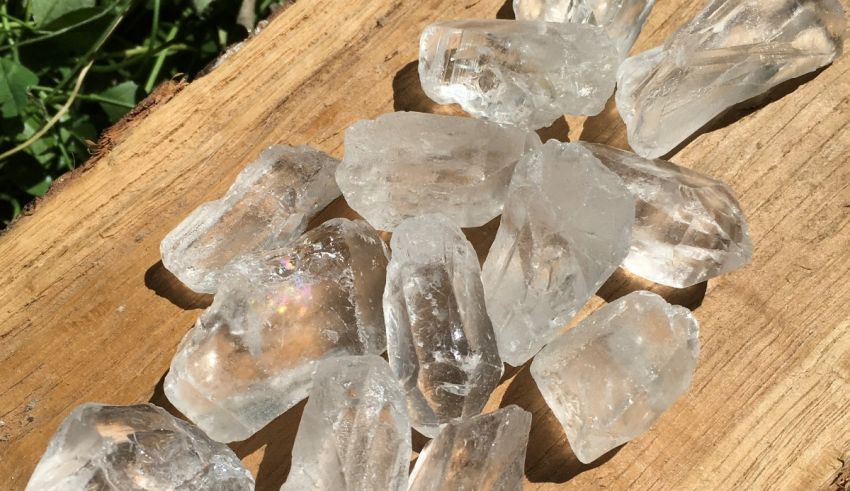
xmin=0 ymin=59 xmax=39 ymax=119
xmin=25 ymin=176 xmax=53 ymax=197
xmin=193 ymin=0 xmax=216 ymax=13
xmin=31 ymin=0 xmax=96 ymax=28
xmin=98 ymin=81 xmax=138 ymax=122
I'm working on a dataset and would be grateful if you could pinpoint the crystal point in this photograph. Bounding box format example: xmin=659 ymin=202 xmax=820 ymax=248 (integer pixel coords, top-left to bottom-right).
xmin=616 ymin=0 xmax=847 ymax=158
xmin=580 ymin=143 xmax=752 ymax=287
xmin=282 ymin=355 xmax=411 ymax=491
xmin=161 ymin=144 xmax=341 ymax=293
xmin=419 ymin=20 xmax=618 ymax=129
xmin=384 ymin=214 xmax=503 ymax=437
xmin=336 ymin=112 xmax=537 ymax=231
xmin=26 ymin=403 xmax=254 ymax=491
xmin=531 ymin=291 xmax=700 ymax=463
xmin=408 ymin=406 xmax=531 ymax=491
xmin=165 ymin=218 xmax=389 ymax=442
xmin=481 ymin=141 xmax=635 ymax=366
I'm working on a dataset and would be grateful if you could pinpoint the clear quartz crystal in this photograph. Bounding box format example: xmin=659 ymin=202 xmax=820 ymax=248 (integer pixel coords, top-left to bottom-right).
xmin=579 ymin=142 xmax=753 ymax=287
xmin=407 ymin=405 xmax=531 ymax=491
xmin=616 ymin=0 xmax=847 ymax=158
xmin=161 ymin=144 xmax=341 ymax=293
xmin=164 ymin=218 xmax=389 ymax=442
xmin=531 ymin=291 xmax=700 ymax=463
xmin=384 ymin=214 xmax=503 ymax=437
xmin=336 ymin=111 xmax=538 ymax=231
xmin=481 ymin=141 xmax=635 ymax=366
xmin=25 ymin=403 xmax=254 ymax=491
xmin=513 ymin=0 xmax=656 ymax=58
xmin=282 ymin=355 xmax=411 ymax=491
xmin=418 ymin=20 xmax=618 ymax=129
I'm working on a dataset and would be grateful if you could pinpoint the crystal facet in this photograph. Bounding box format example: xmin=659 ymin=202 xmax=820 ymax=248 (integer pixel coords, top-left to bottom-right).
xmin=481 ymin=141 xmax=635 ymax=366
xmin=336 ymin=111 xmax=537 ymax=231
xmin=384 ymin=214 xmax=503 ymax=437
xmin=419 ymin=20 xmax=618 ymax=129
xmin=26 ymin=403 xmax=254 ymax=491
xmin=161 ymin=144 xmax=341 ymax=293
xmin=579 ymin=142 xmax=753 ymax=287
xmin=282 ymin=355 xmax=411 ymax=491
xmin=513 ymin=0 xmax=656 ymax=58
xmin=531 ymin=291 xmax=700 ymax=463
xmin=407 ymin=405 xmax=531 ymax=491
xmin=616 ymin=0 xmax=847 ymax=158
xmin=165 ymin=218 xmax=389 ymax=442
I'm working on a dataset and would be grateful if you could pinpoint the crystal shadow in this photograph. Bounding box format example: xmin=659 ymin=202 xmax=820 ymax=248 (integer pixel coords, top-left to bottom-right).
xmin=144 ymin=260 xmax=213 ymax=310
xmin=597 ymin=268 xmax=707 ymax=311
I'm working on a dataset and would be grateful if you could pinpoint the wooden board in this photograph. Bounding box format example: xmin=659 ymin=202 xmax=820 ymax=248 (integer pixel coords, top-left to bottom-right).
xmin=1 ymin=1 xmax=849 ymax=489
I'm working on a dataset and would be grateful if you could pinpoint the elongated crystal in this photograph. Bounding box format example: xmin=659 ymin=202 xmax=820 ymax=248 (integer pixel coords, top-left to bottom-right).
xmin=579 ymin=142 xmax=752 ymax=287
xmin=26 ymin=403 xmax=254 ymax=490
xmin=531 ymin=291 xmax=700 ymax=463
xmin=165 ymin=218 xmax=389 ymax=442
xmin=384 ymin=214 xmax=503 ymax=437
xmin=617 ymin=0 xmax=847 ymax=158
xmin=161 ymin=144 xmax=340 ymax=293
xmin=419 ymin=20 xmax=618 ymax=129
xmin=481 ymin=140 xmax=635 ymax=366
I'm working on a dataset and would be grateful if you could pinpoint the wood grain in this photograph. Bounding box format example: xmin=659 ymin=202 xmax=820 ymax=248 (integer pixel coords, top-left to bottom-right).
xmin=2 ymin=1 xmax=849 ymax=489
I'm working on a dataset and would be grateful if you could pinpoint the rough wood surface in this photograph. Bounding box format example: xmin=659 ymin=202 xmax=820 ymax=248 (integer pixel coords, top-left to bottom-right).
xmin=1 ymin=1 xmax=849 ymax=489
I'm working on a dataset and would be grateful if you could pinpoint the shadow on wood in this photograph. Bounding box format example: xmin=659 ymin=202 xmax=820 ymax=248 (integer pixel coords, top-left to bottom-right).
xmin=496 ymin=0 xmax=515 ymax=19
xmin=144 ymin=260 xmax=213 ymax=310
xmin=462 ymin=216 xmax=501 ymax=265
xmin=536 ymin=116 xmax=570 ymax=143
xmin=597 ymin=268 xmax=708 ymax=311
xmin=392 ymin=60 xmax=467 ymax=116
xmin=500 ymin=365 xmax=622 ymax=483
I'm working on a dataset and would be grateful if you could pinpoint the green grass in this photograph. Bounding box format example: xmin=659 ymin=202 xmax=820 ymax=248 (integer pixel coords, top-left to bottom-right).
xmin=0 ymin=0 xmax=283 ymax=226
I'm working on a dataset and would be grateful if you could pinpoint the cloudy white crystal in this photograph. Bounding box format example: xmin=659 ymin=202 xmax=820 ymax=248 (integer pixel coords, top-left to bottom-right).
xmin=165 ymin=218 xmax=389 ymax=442
xmin=579 ymin=142 xmax=753 ymax=287
xmin=408 ymin=406 xmax=531 ymax=491
xmin=531 ymin=291 xmax=700 ymax=463
xmin=419 ymin=20 xmax=618 ymax=129
xmin=160 ymin=144 xmax=340 ymax=293
xmin=336 ymin=112 xmax=537 ymax=231
xmin=616 ymin=0 xmax=847 ymax=158
xmin=26 ymin=403 xmax=254 ymax=491
xmin=384 ymin=214 xmax=503 ymax=437
xmin=282 ymin=355 xmax=410 ymax=491
xmin=481 ymin=140 xmax=635 ymax=366
xmin=513 ymin=0 xmax=655 ymax=58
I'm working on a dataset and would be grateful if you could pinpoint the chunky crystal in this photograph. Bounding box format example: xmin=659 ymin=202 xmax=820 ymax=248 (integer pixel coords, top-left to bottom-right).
xmin=161 ymin=144 xmax=340 ymax=293
xmin=165 ymin=218 xmax=389 ymax=442
xmin=419 ymin=20 xmax=618 ymax=129
xmin=616 ymin=0 xmax=847 ymax=158
xmin=481 ymin=140 xmax=635 ymax=366
xmin=384 ymin=214 xmax=503 ymax=437
xmin=408 ymin=406 xmax=531 ymax=491
xmin=336 ymin=111 xmax=537 ymax=231
xmin=282 ymin=355 xmax=411 ymax=491
xmin=579 ymin=142 xmax=752 ymax=287
xmin=25 ymin=403 xmax=254 ymax=490
xmin=531 ymin=291 xmax=700 ymax=463
xmin=513 ymin=0 xmax=655 ymax=57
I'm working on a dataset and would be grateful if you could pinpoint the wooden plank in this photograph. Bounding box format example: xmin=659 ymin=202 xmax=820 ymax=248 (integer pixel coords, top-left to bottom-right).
xmin=1 ymin=0 xmax=849 ymax=489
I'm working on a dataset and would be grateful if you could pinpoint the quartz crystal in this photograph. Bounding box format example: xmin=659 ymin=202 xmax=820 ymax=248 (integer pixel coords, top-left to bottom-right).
xmin=26 ymin=403 xmax=254 ymax=491
xmin=282 ymin=355 xmax=410 ymax=491
xmin=336 ymin=112 xmax=537 ymax=231
xmin=384 ymin=214 xmax=503 ymax=437
xmin=531 ymin=291 xmax=700 ymax=463
xmin=579 ymin=142 xmax=752 ymax=287
xmin=419 ymin=20 xmax=618 ymax=129
xmin=407 ymin=405 xmax=531 ymax=491
xmin=616 ymin=0 xmax=847 ymax=158
xmin=161 ymin=144 xmax=340 ymax=293
xmin=481 ymin=141 xmax=635 ymax=366
xmin=513 ymin=0 xmax=655 ymax=58
xmin=165 ymin=218 xmax=389 ymax=442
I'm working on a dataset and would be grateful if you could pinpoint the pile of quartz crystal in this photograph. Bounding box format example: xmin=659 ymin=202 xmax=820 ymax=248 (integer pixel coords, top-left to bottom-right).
xmin=164 ymin=218 xmax=390 ymax=442
xmin=617 ymin=0 xmax=847 ymax=158
xmin=161 ymin=145 xmax=341 ymax=293
xmin=26 ymin=403 xmax=254 ymax=490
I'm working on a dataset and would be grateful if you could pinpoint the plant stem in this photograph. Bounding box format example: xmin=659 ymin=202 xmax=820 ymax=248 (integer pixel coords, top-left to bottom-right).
xmin=144 ymin=23 xmax=178 ymax=93
xmin=0 ymin=5 xmax=20 ymax=61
